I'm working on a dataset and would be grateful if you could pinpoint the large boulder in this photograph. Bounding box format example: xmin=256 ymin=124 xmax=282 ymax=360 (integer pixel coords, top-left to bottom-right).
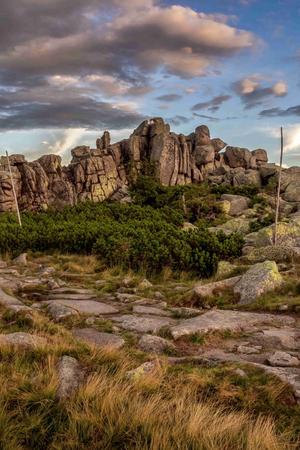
xmin=282 ymin=181 xmax=300 ymax=202
xmin=234 ymin=261 xmax=283 ymax=305
xmin=220 ymin=194 xmax=250 ymax=216
xmin=224 ymin=147 xmax=252 ymax=169
xmin=245 ymin=217 xmax=300 ymax=248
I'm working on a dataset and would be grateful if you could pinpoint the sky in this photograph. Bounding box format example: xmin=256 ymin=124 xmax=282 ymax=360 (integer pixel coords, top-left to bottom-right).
xmin=0 ymin=0 xmax=299 ymax=165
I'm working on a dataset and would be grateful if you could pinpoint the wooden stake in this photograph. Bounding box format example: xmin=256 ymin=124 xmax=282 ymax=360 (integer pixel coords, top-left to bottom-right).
xmin=6 ymin=151 xmax=22 ymax=227
xmin=273 ymin=127 xmax=284 ymax=246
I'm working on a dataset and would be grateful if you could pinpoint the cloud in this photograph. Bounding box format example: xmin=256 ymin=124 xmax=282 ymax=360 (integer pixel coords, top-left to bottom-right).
xmin=167 ymin=115 xmax=191 ymax=126
xmin=156 ymin=94 xmax=182 ymax=102
xmin=259 ymin=105 xmax=300 ymax=117
xmin=233 ymin=76 xmax=288 ymax=109
xmin=48 ymin=128 xmax=86 ymax=157
xmin=193 ymin=112 xmax=220 ymax=122
xmin=0 ymin=87 xmax=144 ymax=131
xmin=0 ymin=0 xmax=260 ymax=132
xmin=262 ymin=124 xmax=300 ymax=153
xmin=192 ymin=95 xmax=231 ymax=113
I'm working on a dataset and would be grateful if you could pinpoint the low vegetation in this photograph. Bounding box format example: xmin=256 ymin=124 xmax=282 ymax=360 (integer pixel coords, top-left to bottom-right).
xmin=0 ymin=309 xmax=298 ymax=450
xmin=0 ymin=178 xmax=245 ymax=277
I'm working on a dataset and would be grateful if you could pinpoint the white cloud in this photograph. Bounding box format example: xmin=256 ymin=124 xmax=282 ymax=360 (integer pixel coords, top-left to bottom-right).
xmin=48 ymin=128 xmax=86 ymax=157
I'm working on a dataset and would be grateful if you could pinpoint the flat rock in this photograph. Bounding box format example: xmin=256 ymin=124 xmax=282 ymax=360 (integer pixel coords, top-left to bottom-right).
xmin=170 ymin=307 xmax=203 ymax=318
xmin=132 ymin=305 xmax=171 ymax=317
xmin=256 ymin=328 xmax=300 ymax=350
xmin=267 ymin=351 xmax=299 ymax=367
xmin=47 ymin=294 xmax=97 ymax=301
xmin=170 ymin=309 xmax=295 ymax=339
xmin=57 ymin=356 xmax=84 ymax=399
xmin=193 ymin=276 xmax=241 ymax=301
xmin=138 ymin=334 xmax=175 ymax=354
xmin=73 ymin=328 xmax=125 ymax=349
xmin=46 ymin=302 xmax=78 ymax=321
xmin=51 ymin=287 xmax=95 ymax=295
xmin=45 ymin=300 xmax=118 ymax=316
xmin=234 ymin=261 xmax=282 ymax=305
xmin=0 ymin=332 xmax=47 ymax=348
xmin=111 ymin=314 xmax=175 ymax=333
xmin=0 ymin=287 xmax=30 ymax=311
xmin=237 ymin=344 xmax=262 ymax=354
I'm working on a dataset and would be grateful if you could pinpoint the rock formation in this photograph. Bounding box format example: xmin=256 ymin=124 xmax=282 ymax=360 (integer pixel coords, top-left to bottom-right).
xmin=0 ymin=117 xmax=298 ymax=212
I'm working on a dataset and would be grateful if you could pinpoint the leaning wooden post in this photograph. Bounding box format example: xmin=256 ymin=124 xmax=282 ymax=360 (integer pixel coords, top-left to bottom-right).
xmin=273 ymin=127 xmax=284 ymax=246
xmin=6 ymin=151 xmax=22 ymax=227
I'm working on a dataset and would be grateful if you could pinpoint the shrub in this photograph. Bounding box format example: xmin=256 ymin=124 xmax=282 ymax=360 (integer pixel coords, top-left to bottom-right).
xmin=0 ymin=194 xmax=244 ymax=277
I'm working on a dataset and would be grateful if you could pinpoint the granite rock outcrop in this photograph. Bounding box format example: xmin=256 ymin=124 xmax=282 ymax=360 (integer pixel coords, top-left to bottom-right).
xmin=0 ymin=117 xmax=298 ymax=212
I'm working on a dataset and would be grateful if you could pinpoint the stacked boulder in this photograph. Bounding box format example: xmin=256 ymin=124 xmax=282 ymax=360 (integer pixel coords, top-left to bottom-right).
xmin=0 ymin=117 xmax=299 ymax=212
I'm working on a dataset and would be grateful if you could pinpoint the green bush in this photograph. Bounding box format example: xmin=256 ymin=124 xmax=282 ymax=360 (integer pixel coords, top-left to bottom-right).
xmin=0 ymin=200 xmax=243 ymax=277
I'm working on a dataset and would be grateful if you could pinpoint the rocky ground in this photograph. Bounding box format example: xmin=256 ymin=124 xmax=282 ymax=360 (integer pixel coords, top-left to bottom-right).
xmin=1 ymin=237 xmax=300 ymax=404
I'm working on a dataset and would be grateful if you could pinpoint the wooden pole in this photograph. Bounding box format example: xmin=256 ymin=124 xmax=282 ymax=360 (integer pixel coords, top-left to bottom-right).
xmin=6 ymin=151 xmax=22 ymax=227
xmin=273 ymin=127 xmax=284 ymax=246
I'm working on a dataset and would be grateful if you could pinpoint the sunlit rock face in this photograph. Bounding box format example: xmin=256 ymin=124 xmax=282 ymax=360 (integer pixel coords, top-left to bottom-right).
xmin=0 ymin=117 xmax=285 ymax=212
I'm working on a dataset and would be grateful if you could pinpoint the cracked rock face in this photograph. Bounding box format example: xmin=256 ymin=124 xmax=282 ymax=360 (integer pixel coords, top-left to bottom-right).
xmin=0 ymin=118 xmax=278 ymax=213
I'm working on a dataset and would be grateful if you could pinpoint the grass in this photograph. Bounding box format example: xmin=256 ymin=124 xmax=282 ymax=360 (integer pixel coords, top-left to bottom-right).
xmin=0 ymin=308 xmax=299 ymax=449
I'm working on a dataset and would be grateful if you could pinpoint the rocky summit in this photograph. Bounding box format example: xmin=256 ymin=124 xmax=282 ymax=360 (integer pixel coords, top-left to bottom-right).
xmin=0 ymin=117 xmax=287 ymax=212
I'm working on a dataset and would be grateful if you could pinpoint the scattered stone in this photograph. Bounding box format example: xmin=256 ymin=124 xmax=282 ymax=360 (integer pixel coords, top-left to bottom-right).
xmin=47 ymin=293 xmax=97 ymax=301
xmin=0 ymin=287 xmax=31 ymax=311
xmin=47 ymin=302 xmax=78 ymax=321
xmin=211 ymin=218 xmax=251 ymax=235
xmin=154 ymin=291 xmax=164 ymax=300
xmin=126 ymin=361 xmax=160 ymax=380
xmin=234 ymin=261 xmax=283 ymax=305
xmin=170 ymin=307 xmax=202 ymax=318
xmin=237 ymin=344 xmax=262 ymax=354
xmin=233 ymin=368 xmax=247 ymax=378
xmin=45 ymin=300 xmax=118 ymax=316
xmin=47 ymin=279 xmax=60 ymax=290
xmin=182 ymin=222 xmax=197 ymax=231
xmin=116 ymin=293 xmax=140 ymax=303
xmin=220 ymin=194 xmax=250 ymax=216
xmin=138 ymin=335 xmax=175 ymax=354
xmin=12 ymin=253 xmax=28 ymax=266
xmin=39 ymin=266 xmax=55 ymax=277
xmin=267 ymin=351 xmax=299 ymax=368
xmin=73 ymin=328 xmax=125 ymax=350
xmin=193 ymin=276 xmax=240 ymax=301
xmin=257 ymin=328 xmax=300 ymax=350
xmin=138 ymin=279 xmax=153 ymax=290
xmin=0 ymin=332 xmax=47 ymax=348
xmin=132 ymin=305 xmax=171 ymax=317
xmin=111 ymin=315 xmax=175 ymax=333
xmin=57 ymin=356 xmax=84 ymax=399
xmin=170 ymin=309 xmax=295 ymax=340
xmin=244 ymin=245 xmax=300 ymax=264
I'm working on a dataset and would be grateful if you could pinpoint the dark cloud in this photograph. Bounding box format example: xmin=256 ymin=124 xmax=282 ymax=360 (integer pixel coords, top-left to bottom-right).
xmin=259 ymin=105 xmax=300 ymax=117
xmin=192 ymin=95 xmax=231 ymax=113
xmin=167 ymin=115 xmax=190 ymax=126
xmin=233 ymin=77 xmax=288 ymax=109
xmin=156 ymin=94 xmax=182 ymax=102
xmin=193 ymin=112 xmax=220 ymax=122
xmin=0 ymin=0 xmax=259 ymax=131
xmin=0 ymin=88 xmax=144 ymax=131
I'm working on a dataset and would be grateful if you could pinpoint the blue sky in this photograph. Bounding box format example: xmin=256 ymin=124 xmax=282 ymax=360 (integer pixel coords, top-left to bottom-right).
xmin=0 ymin=0 xmax=299 ymax=165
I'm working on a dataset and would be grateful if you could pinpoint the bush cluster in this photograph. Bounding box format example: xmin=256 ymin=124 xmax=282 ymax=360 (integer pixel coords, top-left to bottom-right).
xmin=0 ymin=197 xmax=243 ymax=277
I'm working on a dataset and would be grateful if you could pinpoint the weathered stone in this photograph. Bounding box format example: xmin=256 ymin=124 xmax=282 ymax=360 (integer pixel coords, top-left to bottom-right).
xmin=244 ymin=245 xmax=300 ymax=264
xmin=0 ymin=287 xmax=30 ymax=311
xmin=138 ymin=335 xmax=175 ymax=354
xmin=234 ymin=261 xmax=282 ymax=305
xmin=12 ymin=253 xmax=28 ymax=266
xmin=57 ymin=356 xmax=84 ymax=399
xmin=220 ymin=194 xmax=250 ymax=216
xmin=267 ymin=351 xmax=299 ymax=367
xmin=193 ymin=276 xmax=241 ymax=301
xmin=237 ymin=344 xmax=262 ymax=354
xmin=73 ymin=328 xmax=125 ymax=349
xmin=170 ymin=309 xmax=294 ymax=339
xmin=0 ymin=332 xmax=47 ymax=348
xmin=245 ymin=219 xmax=300 ymax=248
xmin=111 ymin=315 xmax=175 ymax=333
xmin=132 ymin=305 xmax=171 ymax=317
xmin=126 ymin=361 xmax=160 ymax=380
xmin=283 ymin=181 xmax=300 ymax=202
xmin=0 ymin=120 xmax=278 ymax=212
xmin=45 ymin=300 xmax=118 ymax=316
xmin=138 ymin=279 xmax=153 ymax=290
